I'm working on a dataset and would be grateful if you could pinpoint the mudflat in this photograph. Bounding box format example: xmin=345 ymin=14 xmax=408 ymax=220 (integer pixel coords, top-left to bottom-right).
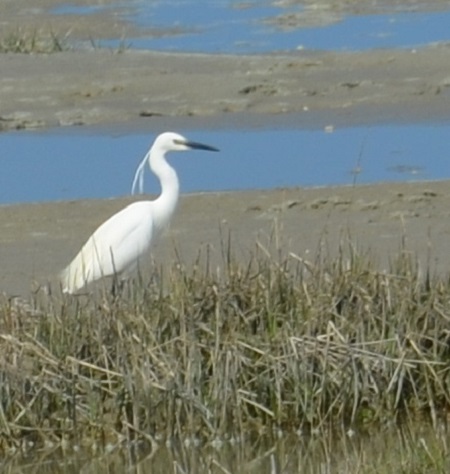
xmin=1 ymin=1 xmax=450 ymax=297
xmin=2 ymin=46 xmax=450 ymax=130
xmin=2 ymin=182 xmax=450 ymax=297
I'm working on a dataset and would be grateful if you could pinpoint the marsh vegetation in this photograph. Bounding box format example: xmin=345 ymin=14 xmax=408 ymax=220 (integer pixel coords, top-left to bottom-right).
xmin=0 ymin=30 xmax=68 ymax=54
xmin=1 ymin=236 xmax=450 ymax=472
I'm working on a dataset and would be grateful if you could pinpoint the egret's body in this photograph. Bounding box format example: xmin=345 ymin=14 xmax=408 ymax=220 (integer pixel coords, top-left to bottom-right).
xmin=60 ymin=132 xmax=218 ymax=294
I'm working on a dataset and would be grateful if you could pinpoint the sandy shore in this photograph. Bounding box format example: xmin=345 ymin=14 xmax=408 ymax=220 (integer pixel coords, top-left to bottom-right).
xmin=2 ymin=181 xmax=450 ymax=297
xmin=2 ymin=46 xmax=450 ymax=131
xmin=2 ymin=0 xmax=450 ymax=132
xmin=2 ymin=2 xmax=450 ymax=297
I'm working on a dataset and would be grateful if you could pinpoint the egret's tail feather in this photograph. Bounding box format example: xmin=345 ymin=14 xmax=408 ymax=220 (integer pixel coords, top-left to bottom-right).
xmin=60 ymin=267 xmax=72 ymax=294
xmin=60 ymin=250 xmax=94 ymax=294
xmin=60 ymin=236 xmax=114 ymax=294
xmin=60 ymin=266 xmax=75 ymax=294
xmin=60 ymin=263 xmax=86 ymax=295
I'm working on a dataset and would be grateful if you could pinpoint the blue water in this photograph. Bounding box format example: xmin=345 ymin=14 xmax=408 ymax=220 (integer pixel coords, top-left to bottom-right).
xmin=1 ymin=124 xmax=449 ymax=205
xmin=51 ymin=1 xmax=450 ymax=54
xmin=12 ymin=4 xmax=448 ymax=206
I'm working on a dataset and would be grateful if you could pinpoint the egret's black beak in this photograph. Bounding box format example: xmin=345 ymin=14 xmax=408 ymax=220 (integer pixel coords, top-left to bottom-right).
xmin=178 ymin=139 xmax=219 ymax=152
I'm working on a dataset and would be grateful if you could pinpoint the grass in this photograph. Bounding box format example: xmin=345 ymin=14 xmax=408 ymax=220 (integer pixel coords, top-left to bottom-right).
xmin=0 ymin=30 xmax=68 ymax=54
xmin=1 ymin=236 xmax=450 ymax=462
xmin=0 ymin=29 xmax=129 ymax=54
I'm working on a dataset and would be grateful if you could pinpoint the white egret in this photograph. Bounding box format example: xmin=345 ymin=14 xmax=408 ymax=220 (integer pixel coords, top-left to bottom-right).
xmin=60 ymin=131 xmax=219 ymax=294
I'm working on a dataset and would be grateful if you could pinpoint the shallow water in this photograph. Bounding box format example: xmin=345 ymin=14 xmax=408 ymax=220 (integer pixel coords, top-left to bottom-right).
xmin=1 ymin=423 xmax=448 ymax=473
xmin=30 ymin=2 xmax=450 ymax=208
xmin=51 ymin=1 xmax=450 ymax=53
xmin=1 ymin=122 xmax=450 ymax=205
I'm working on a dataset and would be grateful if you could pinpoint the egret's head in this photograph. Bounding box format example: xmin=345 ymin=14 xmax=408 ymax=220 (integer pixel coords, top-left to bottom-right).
xmin=154 ymin=132 xmax=219 ymax=153
xmin=132 ymin=132 xmax=219 ymax=194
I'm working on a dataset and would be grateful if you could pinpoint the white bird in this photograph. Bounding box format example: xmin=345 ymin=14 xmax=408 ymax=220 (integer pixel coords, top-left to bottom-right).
xmin=60 ymin=131 xmax=219 ymax=294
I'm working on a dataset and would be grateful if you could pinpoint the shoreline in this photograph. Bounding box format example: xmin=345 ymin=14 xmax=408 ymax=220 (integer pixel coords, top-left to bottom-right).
xmin=2 ymin=180 xmax=450 ymax=297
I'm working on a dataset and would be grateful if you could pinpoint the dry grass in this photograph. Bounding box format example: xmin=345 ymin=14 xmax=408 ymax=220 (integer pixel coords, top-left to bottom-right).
xmin=1 ymin=237 xmax=450 ymax=460
xmin=0 ymin=30 xmax=68 ymax=54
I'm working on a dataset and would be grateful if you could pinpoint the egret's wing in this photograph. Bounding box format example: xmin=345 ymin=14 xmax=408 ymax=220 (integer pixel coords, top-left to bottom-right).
xmin=131 ymin=151 xmax=150 ymax=195
xmin=61 ymin=202 xmax=153 ymax=293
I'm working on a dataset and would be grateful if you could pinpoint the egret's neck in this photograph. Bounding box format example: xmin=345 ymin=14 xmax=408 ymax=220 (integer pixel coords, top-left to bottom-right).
xmin=150 ymin=150 xmax=180 ymax=229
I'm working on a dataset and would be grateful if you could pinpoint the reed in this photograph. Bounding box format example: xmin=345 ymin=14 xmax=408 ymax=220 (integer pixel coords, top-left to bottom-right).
xmin=1 ymin=237 xmax=450 ymax=454
xmin=0 ymin=30 xmax=68 ymax=54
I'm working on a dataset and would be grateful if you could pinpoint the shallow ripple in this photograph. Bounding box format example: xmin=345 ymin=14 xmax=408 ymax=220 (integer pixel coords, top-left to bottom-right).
xmin=1 ymin=123 xmax=450 ymax=204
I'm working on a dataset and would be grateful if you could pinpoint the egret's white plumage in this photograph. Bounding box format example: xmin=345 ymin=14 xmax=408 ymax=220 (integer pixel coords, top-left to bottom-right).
xmin=60 ymin=131 xmax=218 ymax=294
